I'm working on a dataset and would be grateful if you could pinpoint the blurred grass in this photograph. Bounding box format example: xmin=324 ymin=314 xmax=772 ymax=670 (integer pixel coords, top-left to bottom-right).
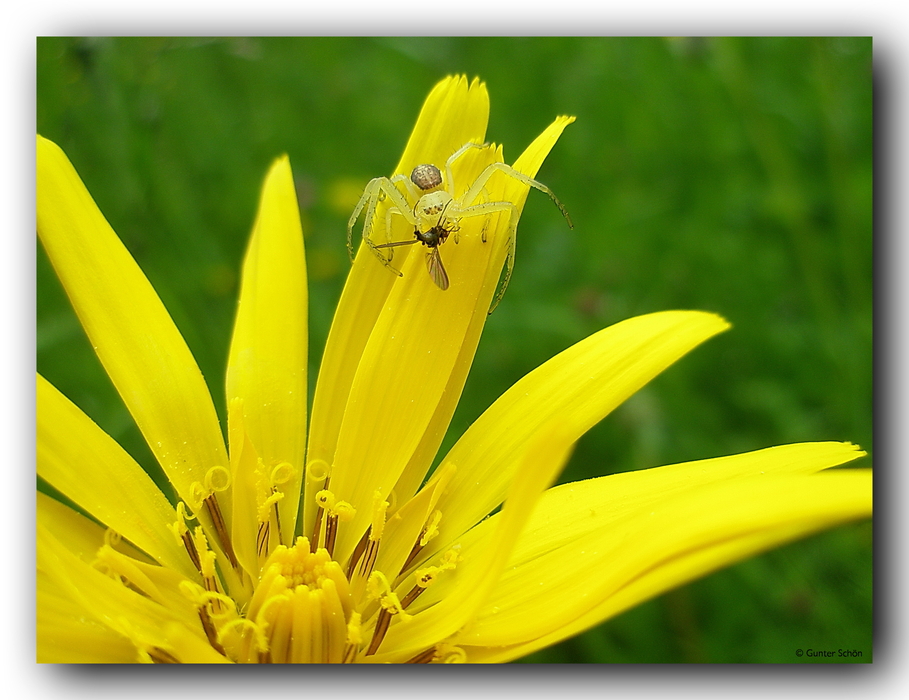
xmin=36 ymin=37 xmax=872 ymax=663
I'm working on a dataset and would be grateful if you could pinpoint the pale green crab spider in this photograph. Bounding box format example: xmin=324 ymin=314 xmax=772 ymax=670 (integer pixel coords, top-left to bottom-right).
xmin=347 ymin=141 xmax=572 ymax=312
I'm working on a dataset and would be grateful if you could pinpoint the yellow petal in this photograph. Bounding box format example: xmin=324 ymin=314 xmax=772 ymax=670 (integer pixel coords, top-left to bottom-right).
xmin=390 ymin=116 xmax=577 ymax=506
xmin=226 ymin=155 xmax=307 ymax=545
xmin=507 ymin=442 xmax=867 ymax=551
xmin=423 ymin=310 xmax=730 ymax=563
xmin=324 ymin=118 xmax=576 ymax=561
xmin=305 ymin=76 xmax=490 ymax=543
xmin=36 ymin=136 xmax=228 ymax=509
xmin=452 ymin=447 xmax=870 ymax=657
xmin=37 ymin=491 xmax=154 ymax=566
xmin=228 ymin=398 xmax=264 ymax=577
xmin=372 ymin=427 xmax=574 ymax=661
xmin=37 ymin=374 xmax=195 ymax=578
xmin=369 ymin=463 xmax=457 ymax=590
xmin=38 ymin=521 xmax=226 ymax=663
xmin=396 ymin=75 xmax=490 ymax=177
xmin=38 ymin=570 xmax=138 ymax=663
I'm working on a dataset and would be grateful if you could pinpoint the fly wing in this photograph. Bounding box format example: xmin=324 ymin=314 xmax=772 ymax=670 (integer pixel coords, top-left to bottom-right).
xmin=426 ymin=248 xmax=449 ymax=290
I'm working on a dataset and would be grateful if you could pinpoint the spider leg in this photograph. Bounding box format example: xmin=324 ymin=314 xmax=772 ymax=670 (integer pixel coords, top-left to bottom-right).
xmin=462 ymin=162 xmax=573 ymax=229
xmin=347 ymin=174 xmax=417 ymax=262
xmin=347 ymin=177 xmax=383 ymax=261
xmin=371 ymin=234 xmax=421 ymax=277
xmin=451 ymin=200 xmax=520 ymax=313
xmin=489 ymin=228 xmax=516 ymax=315
xmin=444 ymin=141 xmax=488 ymax=197
xmin=385 ymin=207 xmax=407 ymax=258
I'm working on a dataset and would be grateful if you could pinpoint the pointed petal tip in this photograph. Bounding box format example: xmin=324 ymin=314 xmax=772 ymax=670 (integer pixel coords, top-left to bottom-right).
xmin=264 ymin=154 xmax=293 ymax=181
xmin=37 ymin=134 xmax=65 ymax=170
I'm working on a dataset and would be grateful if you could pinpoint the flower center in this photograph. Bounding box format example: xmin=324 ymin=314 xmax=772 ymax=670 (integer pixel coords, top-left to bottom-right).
xmin=225 ymin=537 xmax=355 ymax=663
xmin=153 ymin=465 xmax=468 ymax=663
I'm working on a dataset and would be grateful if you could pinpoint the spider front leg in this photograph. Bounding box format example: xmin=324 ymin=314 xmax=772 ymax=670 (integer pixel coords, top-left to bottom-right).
xmin=461 ymin=162 xmax=573 ymax=230
xmin=346 ymin=174 xmax=415 ymax=261
xmin=454 ymin=200 xmax=521 ymax=314
xmin=443 ymin=141 xmax=489 ymax=197
xmin=367 ymin=207 xmax=416 ymax=276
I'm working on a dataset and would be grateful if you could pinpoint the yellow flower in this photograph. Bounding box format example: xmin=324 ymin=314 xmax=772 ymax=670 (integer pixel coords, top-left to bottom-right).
xmin=37 ymin=75 xmax=871 ymax=664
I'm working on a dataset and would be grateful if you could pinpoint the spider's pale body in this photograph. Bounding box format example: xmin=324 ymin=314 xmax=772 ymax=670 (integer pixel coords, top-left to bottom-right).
xmin=347 ymin=142 xmax=571 ymax=311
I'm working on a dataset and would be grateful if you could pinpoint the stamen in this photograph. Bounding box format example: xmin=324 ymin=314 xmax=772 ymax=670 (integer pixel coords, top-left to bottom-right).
xmin=343 ymin=612 xmax=363 ymax=663
xmin=365 ymin=609 xmax=392 ymax=657
xmin=218 ymin=618 xmax=269 ymax=664
xmin=437 ymin=643 xmax=467 ymax=663
xmin=179 ymin=580 xmax=236 ymax=625
xmin=400 ymin=585 xmax=425 ymax=609
xmin=273 ymin=496 xmax=283 ymax=543
xmin=314 ymin=490 xmax=355 ymax=557
xmin=182 ymin=531 xmax=202 ymax=573
xmin=359 ymin=540 xmax=380 ymax=580
xmin=370 ymin=491 xmax=390 ymax=541
xmin=324 ymin=514 xmax=339 ymax=557
xmin=204 ymin=493 xmax=239 ymax=569
xmin=310 ymin=477 xmax=330 ymax=545
xmin=364 ymin=572 xmax=410 ymax=656
xmin=198 ymin=607 xmax=227 ymax=655
xmin=405 ymin=647 xmax=439 ymax=664
xmin=256 ymin=521 xmax=271 ymax=558
xmin=347 ymin=491 xmax=388 ymax=580
xmin=147 ymin=647 xmax=180 ymax=664
xmin=401 ymin=546 xmax=462 ymax=611
xmin=402 ymin=509 xmax=442 ymax=571
xmin=311 ymin=507 xmax=325 ymax=550
xmin=347 ymin=527 xmax=371 ymax=579
xmin=169 ymin=502 xmax=202 ymax=572
xmin=192 ymin=528 xmax=214 ymax=577
xmin=420 ymin=510 xmax=442 ymax=547
xmin=257 ymin=478 xmax=285 ymax=554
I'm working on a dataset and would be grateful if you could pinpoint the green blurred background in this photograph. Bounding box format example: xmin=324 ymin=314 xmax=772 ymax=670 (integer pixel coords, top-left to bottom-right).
xmin=37 ymin=37 xmax=872 ymax=663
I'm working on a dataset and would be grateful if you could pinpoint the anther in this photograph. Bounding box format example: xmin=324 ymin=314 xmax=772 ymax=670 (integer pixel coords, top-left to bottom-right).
xmin=402 ymin=546 xmax=461 ymax=610
xmin=255 ymin=487 xmax=284 ymax=558
xmin=347 ymin=527 xmax=371 ymax=579
xmin=400 ymin=585 xmax=425 ymax=609
xmin=190 ymin=527 xmax=224 ymax=603
xmin=170 ymin=502 xmax=202 ymax=572
xmin=343 ymin=612 xmax=363 ymax=663
xmin=402 ymin=509 xmax=442 ymax=571
xmin=359 ymin=539 xmax=380 ymax=581
xmin=365 ymin=609 xmax=392 ymax=657
xmin=147 ymin=647 xmax=180 ymax=664
xmin=405 ymin=647 xmax=439 ymax=664
xmin=350 ymin=492 xmax=388 ymax=581
xmin=256 ymin=521 xmax=271 ymax=558
xmin=264 ymin=464 xmax=293 ymax=545
xmin=310 ymin=477 xmax=330 ymax=546
xmin=364 ymin=572 xmax=409 ymax=657
xmin=315 ymin=490 xmax=355 ymax=557
xmin=324 ymin=514 xmax=339 ymax=557
xmin=204 ymin=493 xmax=239 ymax=569
xmin=198 ymin=607 xmax=227 ymax=656
xmin=182 ymin=530 xmax=202 ymax=573
xmin=272 ymin=495 xmax=283 ymax=543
